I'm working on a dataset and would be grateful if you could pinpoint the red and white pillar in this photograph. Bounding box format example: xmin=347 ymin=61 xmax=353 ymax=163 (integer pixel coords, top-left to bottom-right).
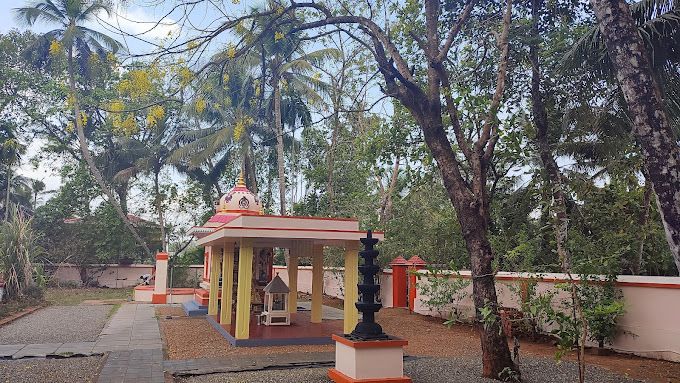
xmin=152 ymin=252 xmax=169 ymax=304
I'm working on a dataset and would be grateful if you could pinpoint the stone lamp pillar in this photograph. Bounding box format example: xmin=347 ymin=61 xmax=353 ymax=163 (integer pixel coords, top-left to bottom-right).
xmin=329 ymin=231 xmax=411 ymax=383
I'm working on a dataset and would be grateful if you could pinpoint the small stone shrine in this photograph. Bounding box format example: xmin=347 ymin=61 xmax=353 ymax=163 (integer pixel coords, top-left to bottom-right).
xmin=329 ymin=230 xmax=412 ymax=383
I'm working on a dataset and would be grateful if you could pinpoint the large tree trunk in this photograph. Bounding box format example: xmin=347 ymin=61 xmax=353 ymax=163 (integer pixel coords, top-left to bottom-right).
xmin=67 ymin=46 xmax=152 ymax=258
xmin=529 ymin=0 xmax=570 ymax=270
xmin=591 ymin=0 xmax=680 ymax=275
xmin=273 ymin=75 xmax=287 ymax=216
xmin=418 ymin=113 xmax=516 ymax=380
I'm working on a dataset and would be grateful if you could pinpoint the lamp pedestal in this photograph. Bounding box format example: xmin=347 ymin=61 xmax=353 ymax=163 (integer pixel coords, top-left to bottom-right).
xmin=329 ymin=231 xmax=411 ymax=383
xmin=329 ymin=334 xmax=410 ymax=383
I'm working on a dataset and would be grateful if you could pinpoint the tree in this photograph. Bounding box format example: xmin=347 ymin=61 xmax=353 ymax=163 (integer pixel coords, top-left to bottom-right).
xmin=590 ymin=0 xmax=680 ymax=274
xmin=201 ymin=0 xmax=518 ymax=378
xmin=239 ymin=2 xmax=336 ymax=215
xmin=14 ymin=0 xmax=153 ymax=257
xmin=0 ymin=122 xmax=27 ymax=221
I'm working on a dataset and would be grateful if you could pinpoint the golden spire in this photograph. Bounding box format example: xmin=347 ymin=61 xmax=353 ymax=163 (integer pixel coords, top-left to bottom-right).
xmin=237 ymin=168 xmax=246 ymax=187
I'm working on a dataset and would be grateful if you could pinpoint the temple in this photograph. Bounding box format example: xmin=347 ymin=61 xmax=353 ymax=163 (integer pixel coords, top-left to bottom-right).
xmin=181 ymin=173 xmax=383 ymax=346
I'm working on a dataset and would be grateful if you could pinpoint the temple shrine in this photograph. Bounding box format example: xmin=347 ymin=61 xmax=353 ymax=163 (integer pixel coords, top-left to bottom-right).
xmin=181 ymin=173 xmax=383 ymax=346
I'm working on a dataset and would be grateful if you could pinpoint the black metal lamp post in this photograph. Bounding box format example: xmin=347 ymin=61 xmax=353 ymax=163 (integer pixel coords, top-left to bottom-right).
xmin=349 ymin=230 xmax=389 ymax=340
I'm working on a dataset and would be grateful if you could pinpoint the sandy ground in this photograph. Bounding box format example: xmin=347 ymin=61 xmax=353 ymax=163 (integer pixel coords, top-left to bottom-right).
xmin=156 ymin=304 xmax=680 ymax=383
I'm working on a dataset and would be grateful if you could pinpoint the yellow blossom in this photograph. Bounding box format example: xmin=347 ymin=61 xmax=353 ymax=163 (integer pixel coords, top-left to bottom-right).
xmin=232 ymin=0 xmax=240 ymax=3
xmin=79 ymin=112 xmax=88 ymax=126
xmin=147 ymin=105 xmax=165 ymax=128
xmin=117 ymin=69 xmax=155 ymax=99
xmin=117 ymin=114 xmax=138 ymax=136
xmin=187 ymin=41 xmax=198 ymax=50
xmin=195 ymin=98 xmax=206 ymax=114
xmin=274 ymin=31 xmax=285 ymax=42
xmin=276 ymin=7 xmax=284 ymax=15
xmin=222 ymin=74 xmax=230 ymax=83
xmin=49 ymin=40 xmax=63 ymax=56
xmin=234 ymin=120 xmax=245 ymax=140
xmin=65 ymin=93 xmax=76 ymax=109
xmin=226 ymin=44 xmax=237 ymax=59
xmin=66 ymin=121 xmax=75 ymax=133
xmin=179 ymin=67 xmax=193 ymax=87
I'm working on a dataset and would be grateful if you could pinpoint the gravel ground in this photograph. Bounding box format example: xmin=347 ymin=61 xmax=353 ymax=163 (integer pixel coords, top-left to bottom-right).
xmin=0 ymin=356 xmax=102 ymax=383
xmin=0 ymin=305 xmax=111 ymax=344
xmin=178 ymin=356 xmax=642 ymax=383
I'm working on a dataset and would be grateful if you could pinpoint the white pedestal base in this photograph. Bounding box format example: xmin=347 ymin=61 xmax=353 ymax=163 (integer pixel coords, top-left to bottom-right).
xmin=329 ymin=334 xmax=411 ymax=383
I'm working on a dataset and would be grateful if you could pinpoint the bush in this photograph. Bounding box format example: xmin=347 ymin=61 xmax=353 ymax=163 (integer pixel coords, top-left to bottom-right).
xmin=22 ymin=284 xmax=44 ymax=300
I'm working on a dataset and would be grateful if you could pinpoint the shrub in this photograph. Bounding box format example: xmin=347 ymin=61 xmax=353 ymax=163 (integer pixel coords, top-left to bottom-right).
xmin=22 ymin=285 xmax=44 ymax=300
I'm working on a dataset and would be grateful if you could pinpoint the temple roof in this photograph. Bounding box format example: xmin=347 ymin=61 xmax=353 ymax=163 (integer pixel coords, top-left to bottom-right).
xmin=217 ymin=173 xmax=262 ymax=215
xmin=187 ymin=174 xmax=384 ymax=247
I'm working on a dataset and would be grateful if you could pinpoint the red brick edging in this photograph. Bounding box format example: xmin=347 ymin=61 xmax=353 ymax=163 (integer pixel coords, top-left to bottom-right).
xmin=0 ymin=305 xmax=42 ymax=327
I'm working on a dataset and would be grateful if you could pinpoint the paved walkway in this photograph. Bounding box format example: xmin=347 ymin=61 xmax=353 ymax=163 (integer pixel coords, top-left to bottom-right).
xmin=94 ymin=304 xmax=164 ymax=383
xmin=0 ymin=304 xmax=164 ymax=383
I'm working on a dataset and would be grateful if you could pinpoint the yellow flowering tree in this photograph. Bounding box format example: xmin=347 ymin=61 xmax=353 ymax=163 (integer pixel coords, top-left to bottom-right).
xmin=15 ymin=0 xmax=153 ymax=257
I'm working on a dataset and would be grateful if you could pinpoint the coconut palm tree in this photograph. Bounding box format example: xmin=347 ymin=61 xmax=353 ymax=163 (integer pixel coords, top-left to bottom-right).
xmin=239 ymin=1 xmax=337 ymax=215
xmin=14 ymin=0 xmax=153 ymax=257
xmin=560 ymin=0 xmax=680 ymax=274
xmin=0 ymin=122 xmax=26 ymax=222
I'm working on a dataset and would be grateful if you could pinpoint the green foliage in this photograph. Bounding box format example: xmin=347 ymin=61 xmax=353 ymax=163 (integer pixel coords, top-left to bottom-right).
xmin=0 ymin=206 xmax=42 ymax=301
xmin=414 ymin=263 xmax=471 ymax=322
xmin=578 ymin=275 xmax=627 ymax=348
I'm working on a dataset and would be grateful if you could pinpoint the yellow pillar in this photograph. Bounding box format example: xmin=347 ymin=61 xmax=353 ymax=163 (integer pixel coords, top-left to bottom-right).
xmin=220 ymin=242 xmax=235 ymax=324
xmin=288 ymin=249 xmax=299 ymax=314
xmin=344 ymin=241 xmax=359 ymax=334
xmin=311 ymin=244 xmax=324 ymax=323
xmin=208 ymin=247 xmax=222 ymax=316
xmin=235 ymin=238 xmax=254 ymax=339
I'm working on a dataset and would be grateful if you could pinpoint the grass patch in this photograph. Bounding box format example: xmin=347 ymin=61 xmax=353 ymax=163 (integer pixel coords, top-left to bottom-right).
xmin=106 ymin=302 xmax=122 ymax=319
xmin=45 ymin=287 xmax=134 ymax=306
xmin=0 ymin=298 xmax=41 ymax=321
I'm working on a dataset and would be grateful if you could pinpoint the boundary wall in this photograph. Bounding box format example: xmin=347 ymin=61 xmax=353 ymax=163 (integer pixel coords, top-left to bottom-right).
xmin=43 ymin=264 xmax=204 ymax=288
xmin=274 ymin=265 xmax=680 ymax=363
xmin=45 ymin=263 xmax=680 ymax=362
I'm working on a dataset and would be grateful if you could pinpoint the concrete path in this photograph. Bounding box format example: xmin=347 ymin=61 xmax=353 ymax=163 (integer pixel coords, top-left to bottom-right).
xmin=0 ymin=304 xmax=165 ymax=383
xmin=94 ymin=304 xmax=164 ymax=383
xmin=0 ymin=304 xmax=162 ymax=358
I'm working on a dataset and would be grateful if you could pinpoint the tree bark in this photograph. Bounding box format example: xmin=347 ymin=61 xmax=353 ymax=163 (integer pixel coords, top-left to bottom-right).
xmin=154 ymin=171 xmax=167 ymax=253
xmin=530 ymin=0 xmax=571 ymax=270
xmin=591 ymin=0 xmax=680 ymax=274
xmin=4 ymin=165 xmax=11 ymax=222
xmin=67 ymin=44 xmax=152 ymax=258
xmin=273 ymin=74 xmax=287 ymax=216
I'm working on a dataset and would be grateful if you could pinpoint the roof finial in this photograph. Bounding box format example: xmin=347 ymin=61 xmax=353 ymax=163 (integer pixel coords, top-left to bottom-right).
xmin=237 ymin=168 xmax=246 ymax=187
